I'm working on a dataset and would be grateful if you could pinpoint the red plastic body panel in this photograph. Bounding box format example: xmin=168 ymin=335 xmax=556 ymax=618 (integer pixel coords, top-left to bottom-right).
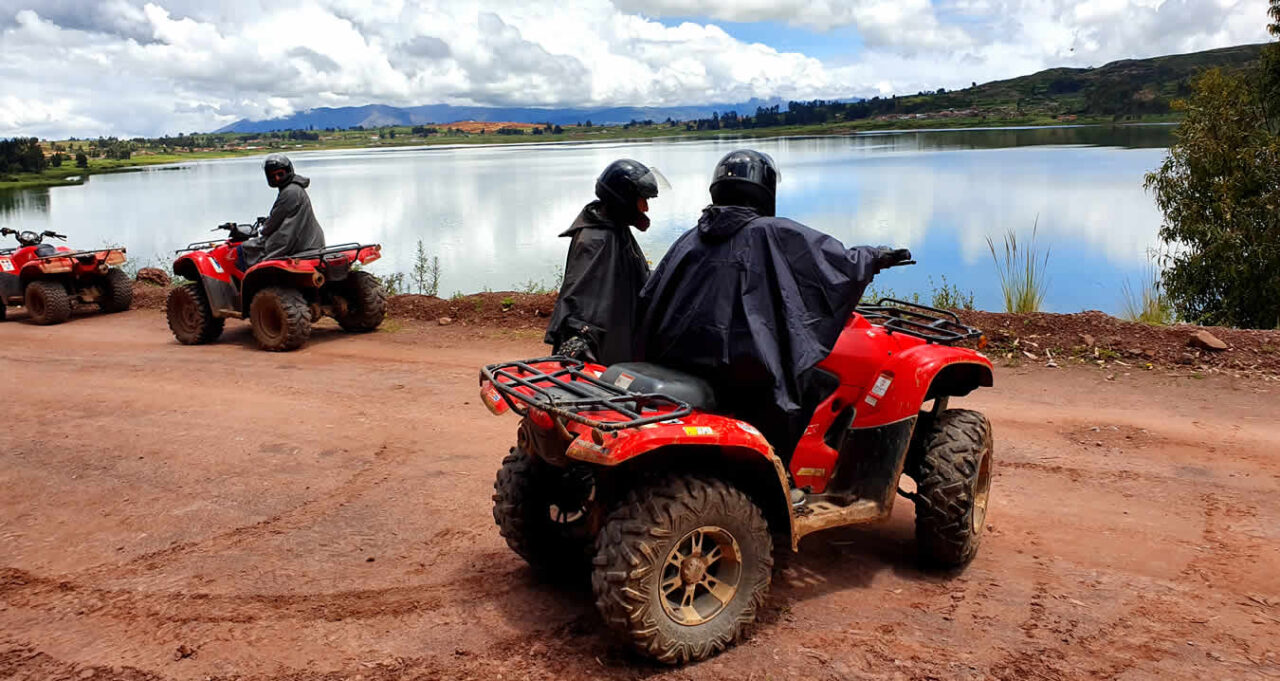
xmin=788 ymin=314 xmax=993 ymax=492
xmin=2 ymin=244 xmax=125 ymax=283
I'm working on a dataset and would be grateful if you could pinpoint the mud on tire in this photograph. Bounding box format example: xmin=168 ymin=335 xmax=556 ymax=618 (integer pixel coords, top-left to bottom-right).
xmin=591 ymin=475 xmax=773 ymax=665
xmin=98 ymin=268 xmax=133 ymax=313
xmin=24 ymin=280 xmax=71 ymax=325
xmin=493 ymin=448 xmax=598 ymax=577
xmin=335 ymin=270 xmax=386 ymax=332
xmin=250 ymin=287 xmax=311 ymax=351
xmin=911 ymin=408 xmax=993 ymax=568
xmin=167 ymin=282 xmax=224 ymax=345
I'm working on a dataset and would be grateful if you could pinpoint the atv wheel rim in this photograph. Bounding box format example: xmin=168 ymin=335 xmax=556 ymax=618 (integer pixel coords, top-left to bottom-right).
xmin=545 ymin=471 xmax=593 ymax=524
xmin=27 ymin=290 xmax=44 ymax=317
xmin=256 ymin=302 xmax=284 ymax=340
xmin=972 ymin=449 xmax=992 ymax=534
xmin=175 ymin=294 xmax=200 ymax=331
xmin=660 ymin=526 xmax=742 ymax=626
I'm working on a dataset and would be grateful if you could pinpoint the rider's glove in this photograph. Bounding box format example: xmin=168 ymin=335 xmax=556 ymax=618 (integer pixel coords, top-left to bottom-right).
xmin=557 ymin=335 xmax=593 ymax=360
xmin=873 ymin=247 xmax=912 ymax=273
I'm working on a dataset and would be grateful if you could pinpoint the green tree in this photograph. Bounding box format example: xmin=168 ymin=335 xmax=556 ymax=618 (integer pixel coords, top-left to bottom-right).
xmin=1270 ymin=0 xmax=1279 ymax=36
xmin=1145 ymin=61 xmax=1280 ymax=328
xmin=75 ymin=152 xmax=88 ymax=168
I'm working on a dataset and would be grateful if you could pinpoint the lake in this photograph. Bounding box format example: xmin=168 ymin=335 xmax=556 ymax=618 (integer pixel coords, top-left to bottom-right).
xmin=0 ymin=125 xmax=1174 ymax=314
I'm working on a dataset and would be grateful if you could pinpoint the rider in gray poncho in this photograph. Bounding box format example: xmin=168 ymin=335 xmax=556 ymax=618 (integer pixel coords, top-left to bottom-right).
xmin=238 ymin=154 xmax=325 ymax=269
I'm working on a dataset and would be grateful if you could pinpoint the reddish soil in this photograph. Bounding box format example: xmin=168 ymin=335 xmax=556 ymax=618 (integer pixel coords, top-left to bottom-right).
xmin=3 ymin=307 xmax=1279 ymax=680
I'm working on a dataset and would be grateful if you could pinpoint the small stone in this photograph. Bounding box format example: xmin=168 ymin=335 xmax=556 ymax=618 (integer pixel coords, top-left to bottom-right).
xmin=1188 ymin=330 xmax=1228 ymax=352
xmin=1022 ymin=350 xmax=1039 ymax=360
xmin=1080 ymin=334 xmax=1095 ymax=347
xmin=437 ymin=316 xmax=453 ymax=326
xmin=173 ymin=644 xmax=196 ymax=661
xmin=1045 ymin=360 xmax=1059 ymax=368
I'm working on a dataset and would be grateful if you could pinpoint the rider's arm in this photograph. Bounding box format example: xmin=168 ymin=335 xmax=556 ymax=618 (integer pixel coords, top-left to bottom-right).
xmin=260 ymin=186 xmax=302 ymax=238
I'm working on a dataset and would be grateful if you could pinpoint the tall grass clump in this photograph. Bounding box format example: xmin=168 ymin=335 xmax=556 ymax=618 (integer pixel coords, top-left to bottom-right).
xmin=410 ymin=239 xmax=441 ymax=296
xmin=986 ymin=222 xmax=1050 ymax=314
xmin=1120 ymin=264 xmax=1174 ymax=325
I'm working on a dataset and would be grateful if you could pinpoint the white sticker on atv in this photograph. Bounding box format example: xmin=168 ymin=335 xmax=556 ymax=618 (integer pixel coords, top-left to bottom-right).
xmin=0 ymin=259 xmax=12 ymax=272
xmin=871 ymin=374 xmax=893 ymax=398
xmin=614 ymin=373 xmax=635 ymax=390
xmin=209 ymin=259 xmax=223 ymax=274
xmin=736 ymin=422 xmax=761 ymax=436
xmin=864 ymin=395 xmax=879 ymax=407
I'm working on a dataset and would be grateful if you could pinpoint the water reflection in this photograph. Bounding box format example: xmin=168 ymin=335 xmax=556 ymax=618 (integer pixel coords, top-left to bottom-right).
xmin=0 ymin=125 xmax=1173 ymax=313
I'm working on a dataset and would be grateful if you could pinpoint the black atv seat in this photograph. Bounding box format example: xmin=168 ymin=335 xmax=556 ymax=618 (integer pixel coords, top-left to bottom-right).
xmin=600 ymin=363 xmax=717 ymax=411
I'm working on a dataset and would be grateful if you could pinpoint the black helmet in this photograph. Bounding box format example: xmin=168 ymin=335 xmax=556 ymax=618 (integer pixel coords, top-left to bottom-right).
xmin=709 ymin=149 xmax=779 ymax=216
xmin=595 ymin=159 xmax=663 ymax=228
xmin=263 ymin=153 xmax=294 ymax=188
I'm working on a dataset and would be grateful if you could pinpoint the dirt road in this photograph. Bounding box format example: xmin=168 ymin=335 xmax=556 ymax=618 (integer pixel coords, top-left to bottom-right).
xmin=2 ymin=310 xmax=1278 ymax=681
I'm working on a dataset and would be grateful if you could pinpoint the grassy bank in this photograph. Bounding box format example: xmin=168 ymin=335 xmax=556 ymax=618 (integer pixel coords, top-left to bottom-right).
xmin=0 ymin=114 xmax=1177 ymax=192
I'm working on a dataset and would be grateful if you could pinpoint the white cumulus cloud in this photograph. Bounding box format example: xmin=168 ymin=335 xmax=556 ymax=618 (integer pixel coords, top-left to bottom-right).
xmin=0 ymin=0 xmax=1270 ymax=138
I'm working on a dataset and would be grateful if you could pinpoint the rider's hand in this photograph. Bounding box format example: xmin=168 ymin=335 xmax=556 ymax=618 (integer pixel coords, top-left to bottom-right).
xmin=873 ymin=247 xmax=912 ymax=272
xmin=557 ymin=335 xmax=593 ymax=360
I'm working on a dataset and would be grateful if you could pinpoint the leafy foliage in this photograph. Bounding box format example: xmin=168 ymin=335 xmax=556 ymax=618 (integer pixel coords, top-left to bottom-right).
xmin=1145 ymin=55 xmax=1280 ymax=328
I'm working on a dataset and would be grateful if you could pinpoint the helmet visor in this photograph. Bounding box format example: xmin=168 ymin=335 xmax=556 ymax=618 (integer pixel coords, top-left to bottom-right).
xmin=634 ymin=166 xmax=671 ymax=199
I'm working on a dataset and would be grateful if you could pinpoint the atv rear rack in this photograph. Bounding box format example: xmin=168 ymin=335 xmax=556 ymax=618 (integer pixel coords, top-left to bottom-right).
xmin=289 ymin=243 xmax=378 ymax=260
xmin=856 ymin=298 xmax=983 ymax=345
xmin=481 ymin=357 xmax=693 ymax=432
xmin=34 ymin=247 xmax=127 ymax=261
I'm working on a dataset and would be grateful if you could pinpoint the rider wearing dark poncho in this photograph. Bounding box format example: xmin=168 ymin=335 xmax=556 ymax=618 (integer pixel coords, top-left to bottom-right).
xmin=638 ymin=149 xmax=910 ymax=457
xmin=238 ymin=154 xmax=326 ymax=270
xmin=544 ymin=159 xmax=662 ymax=365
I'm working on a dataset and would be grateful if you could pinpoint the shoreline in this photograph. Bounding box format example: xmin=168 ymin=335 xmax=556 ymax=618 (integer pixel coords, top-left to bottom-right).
xmin=1 ymin=115 xmax=1176 ymax=192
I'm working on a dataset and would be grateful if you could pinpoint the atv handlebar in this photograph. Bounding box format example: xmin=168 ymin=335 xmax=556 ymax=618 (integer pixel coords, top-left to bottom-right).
xmin=42 ymin=230 xmax=67 ymax=240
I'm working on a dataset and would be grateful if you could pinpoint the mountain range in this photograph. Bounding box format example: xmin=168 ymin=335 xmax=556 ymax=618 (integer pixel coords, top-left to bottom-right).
xmin=215 ymin=99 xmax=790 ymax=133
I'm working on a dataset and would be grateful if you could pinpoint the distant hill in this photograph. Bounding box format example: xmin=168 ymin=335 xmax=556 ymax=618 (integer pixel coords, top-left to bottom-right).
xmin=215 ymin=99 xmax=789 ymax=133
xmin=888 ymin=43 xmax=1266 ymax=118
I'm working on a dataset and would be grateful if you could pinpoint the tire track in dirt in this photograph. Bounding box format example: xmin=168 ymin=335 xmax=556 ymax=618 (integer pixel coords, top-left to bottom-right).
xmin=0 ymin=554 xmax=521 ymax=625
xmin=68 ymin=441 xmax=409 ymax=582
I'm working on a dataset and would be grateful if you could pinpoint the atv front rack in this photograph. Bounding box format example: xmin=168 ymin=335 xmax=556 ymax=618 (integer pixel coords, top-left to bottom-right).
xmin=856 ymin=298 xmax=983 ymax=345
xmin=176 ymin=239 xmax=227 ymax=255
xmin=481 ymin=358 xmax=693 ymax=432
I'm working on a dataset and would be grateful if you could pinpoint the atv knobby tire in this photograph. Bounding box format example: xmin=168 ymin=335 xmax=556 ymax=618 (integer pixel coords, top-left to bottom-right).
xmin=0 ymin=303 xmax=6 ymax=322
xmin=24 ymin=280 xmax=71 ymax=325
xmin=250 ymin=287 xmax=311 ymax=351
xmin=592 ymin=475 xmax=773 ymax=665
xmin=493 ymin=447 xmax=598 ymax=577
xmin=167 ymin=282 xmax=224 ymax=345
xmin=911 ymin=408 xmax=993 ymax=568
xmin=335 ymin=270 xmax=386 ymax=332
xmin=98 ymin=268 xmax=133 ymax=313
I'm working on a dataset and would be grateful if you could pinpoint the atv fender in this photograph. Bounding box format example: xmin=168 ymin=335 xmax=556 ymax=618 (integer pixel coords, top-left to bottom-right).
xmin=240 ymin=263 xmax=322 ymax=316
xmin=174 ymin=253 xmax=238 ymax=315
xmin=854 ymin=347 xmax=993 ymax=429
xmin=562 ymin=414 xmax=800 ymax=551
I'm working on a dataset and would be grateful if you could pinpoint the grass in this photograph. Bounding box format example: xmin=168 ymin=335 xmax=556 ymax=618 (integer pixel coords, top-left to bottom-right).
xmin=986 ymin=221 xmax=1050 ymax=314
xmin=1120 ymin=267 xmax=1174 ymax=325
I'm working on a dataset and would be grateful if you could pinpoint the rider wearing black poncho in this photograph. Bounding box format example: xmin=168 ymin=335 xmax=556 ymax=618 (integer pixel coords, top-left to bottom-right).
xmin=238 ymin=154 xmax=325 ymax=269
xmin=638 ymin=150 xmax=910 ymax=456
xmin=544 ymin=159 xmax=662 ymax=365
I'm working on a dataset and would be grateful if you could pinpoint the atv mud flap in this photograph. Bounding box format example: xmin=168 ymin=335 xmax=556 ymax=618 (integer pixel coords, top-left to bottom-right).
xmin=827 ymin=416 xmax=918 ymax=509
xmin=200 ymin=274 xmax=239 ymax=316
xmin=0 ymin=271 xmax=19 ymax=303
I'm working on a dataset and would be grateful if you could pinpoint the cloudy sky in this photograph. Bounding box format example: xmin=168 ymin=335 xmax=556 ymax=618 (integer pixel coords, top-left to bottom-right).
xmin=0 ymin=0 xmax=1270 ymax=138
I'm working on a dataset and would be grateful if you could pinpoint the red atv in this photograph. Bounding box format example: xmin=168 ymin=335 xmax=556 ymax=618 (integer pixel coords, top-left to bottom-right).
xmin=480 ymin=294 xmax=994 ymax=664
xmin=0 ymin=227 xmax=132 ymax=325
xmin=166 ymin=220 xmax=387 ymax=351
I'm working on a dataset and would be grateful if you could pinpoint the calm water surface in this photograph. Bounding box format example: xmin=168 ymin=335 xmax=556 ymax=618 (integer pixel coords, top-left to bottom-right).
xmin=0 ymin=125 xmax=1174 ymax=313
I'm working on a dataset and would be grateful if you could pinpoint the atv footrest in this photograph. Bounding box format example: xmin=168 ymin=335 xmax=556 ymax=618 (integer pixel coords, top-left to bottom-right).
xmin=482 ymin=357 xmax=693 ymax=431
